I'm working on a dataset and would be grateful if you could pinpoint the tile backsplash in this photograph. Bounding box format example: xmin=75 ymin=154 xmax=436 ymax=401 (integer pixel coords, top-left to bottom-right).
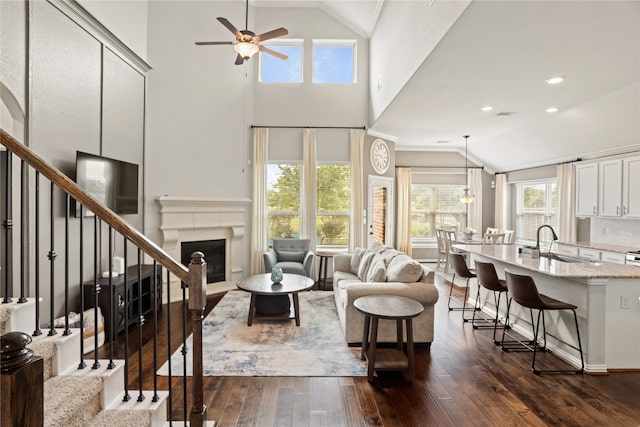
xmin=590 ymin=217 xmax=640 ymax=248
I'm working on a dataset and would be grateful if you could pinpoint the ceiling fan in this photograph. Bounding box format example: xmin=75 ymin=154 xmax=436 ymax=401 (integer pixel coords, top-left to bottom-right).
xmin=195 ymin=0 xmax=289 ymax=65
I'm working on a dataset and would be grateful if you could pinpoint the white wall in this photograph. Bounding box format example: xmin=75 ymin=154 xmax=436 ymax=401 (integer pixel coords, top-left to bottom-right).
xmin=253 ymin=7 xmax=369 ymax=127
xmin=369 ymin=0 xmax=469 ymax=121
xmin=145 ymin=1 xmax=254 ymax=248
xmin=78 ymin=0 xmax=149 ymax=60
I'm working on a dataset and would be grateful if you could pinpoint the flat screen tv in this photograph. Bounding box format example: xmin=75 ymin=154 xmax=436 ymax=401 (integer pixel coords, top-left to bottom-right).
xmin=75 ymin=151 xmax=139 ymax=216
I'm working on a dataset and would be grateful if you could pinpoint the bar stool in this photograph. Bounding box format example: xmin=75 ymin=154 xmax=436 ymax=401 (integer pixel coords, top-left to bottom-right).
xmin=448 ymin=252 xmax=478 ymax=322
xmin=504 ymin=270 xmax=584 ymax=375
xmin=472 ymin=261 xmax=509 ymax=343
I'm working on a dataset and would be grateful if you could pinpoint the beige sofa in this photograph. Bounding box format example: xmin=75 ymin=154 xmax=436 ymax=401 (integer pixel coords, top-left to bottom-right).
xmin=332 ymin=245 xmax=440 ymax=345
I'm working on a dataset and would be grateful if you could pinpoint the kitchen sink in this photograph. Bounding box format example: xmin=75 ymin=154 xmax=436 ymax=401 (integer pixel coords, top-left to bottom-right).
xmin=539 ymin=253 xmax=586 ymax=263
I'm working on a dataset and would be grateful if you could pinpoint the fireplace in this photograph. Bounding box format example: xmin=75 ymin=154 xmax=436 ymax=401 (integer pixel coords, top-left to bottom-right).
xmin=181 ymin=239 xmax=225 ymax=284
xmin=157 ymin=196 xmax=249 ymax=302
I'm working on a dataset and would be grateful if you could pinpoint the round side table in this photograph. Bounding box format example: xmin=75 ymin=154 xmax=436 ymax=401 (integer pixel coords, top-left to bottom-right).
xmin=354 ymin=295 xmax=424 ymax=381
xmin=316 ymin=251 xmax=334 ymax=290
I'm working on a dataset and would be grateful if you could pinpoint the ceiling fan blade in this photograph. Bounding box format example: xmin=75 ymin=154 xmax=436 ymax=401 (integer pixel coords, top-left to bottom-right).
xmin=259 ymin=45 xmax=288 ymax=60
xmin=217 ymin=17 xmax=241 ymax=37
xmin=195 ymin=41 xmax=233 ymax=46
xmin=256 ymin=27 xmax=288 ymax=42
xmin=234 ymin=54 xmax=245 ymax=65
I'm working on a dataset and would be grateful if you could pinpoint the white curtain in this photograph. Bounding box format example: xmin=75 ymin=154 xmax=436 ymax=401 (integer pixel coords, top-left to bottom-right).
xmin=395 ymin=167 xmax=412 ymax=256
xmin=467 ymin=168 xmax=483 ymax=232
xmin=302 ymin=129 xmax=317 ymax=252
xmin=494 ymin=173 xmax=509 ymax=231
xmin=349 ymin=129 xmax=365 ymax=250
xmin=251 ymin=128 xmax=269 ymax=275
xmin=557 ymin=163 xmax=577 ymax=242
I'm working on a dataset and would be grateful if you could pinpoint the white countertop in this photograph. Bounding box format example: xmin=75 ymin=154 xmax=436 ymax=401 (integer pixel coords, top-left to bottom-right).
xmin=557 ymin=241 xmax=637 ymax=254
xmin=454 ymin=244 xmax=640 ymax=279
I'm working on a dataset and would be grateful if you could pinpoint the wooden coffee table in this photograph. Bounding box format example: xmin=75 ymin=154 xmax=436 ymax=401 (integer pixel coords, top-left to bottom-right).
xmin=236 ymin=273 xmax=314 ymax=326
xmin=354 ymin=295 xmax=424 ymax=381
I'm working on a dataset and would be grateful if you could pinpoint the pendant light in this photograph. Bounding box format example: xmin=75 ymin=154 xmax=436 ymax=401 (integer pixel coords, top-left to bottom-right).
xmin=460 ymin=135 xmax=476 ymax=204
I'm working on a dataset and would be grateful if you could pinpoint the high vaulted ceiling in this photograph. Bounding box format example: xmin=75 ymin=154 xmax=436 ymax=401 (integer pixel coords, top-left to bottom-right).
xmin=257 ymin=0 xmax=640 ymax=172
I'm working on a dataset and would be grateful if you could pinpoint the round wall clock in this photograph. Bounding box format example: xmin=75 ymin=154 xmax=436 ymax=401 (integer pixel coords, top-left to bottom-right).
xmin=370 ymin=138 xmax=390 ymax=174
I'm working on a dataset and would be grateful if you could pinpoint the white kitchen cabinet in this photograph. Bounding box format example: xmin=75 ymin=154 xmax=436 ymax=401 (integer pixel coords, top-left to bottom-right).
xmin=578 ymin=247 xmax=601 ymax=261
xmin=599 ymin=159 xmax=623 ymax=217
xmin=575 ymin=163 xmax=598 ymax=216
xmin=556 ymin=243 xmax=579 ymax=257
xmin=622 ymin=156 xmax=640 ymax=218
xmin=600 ymin=251 xmax=626 ymax=265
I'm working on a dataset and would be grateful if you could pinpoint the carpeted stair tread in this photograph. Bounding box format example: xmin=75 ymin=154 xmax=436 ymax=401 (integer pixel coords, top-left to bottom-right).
xmin=29 ymin=340 xmax=57 ymax=381
xmin=44 ymin=375 xmax=103 ymax=427
xmin=0 ymin=306 xmax=10 ymax=334
xmin=88 ymin=409 xmax=151 ymax=427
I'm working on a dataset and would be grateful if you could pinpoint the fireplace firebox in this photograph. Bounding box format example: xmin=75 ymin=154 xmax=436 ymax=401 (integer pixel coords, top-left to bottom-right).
xmin=181 ymin=239 xmax=225 ymax=283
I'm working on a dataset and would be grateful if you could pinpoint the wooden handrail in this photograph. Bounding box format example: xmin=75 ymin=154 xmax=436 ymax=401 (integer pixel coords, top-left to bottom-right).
xmin=0 ymin=128 xmax=189 ymax=283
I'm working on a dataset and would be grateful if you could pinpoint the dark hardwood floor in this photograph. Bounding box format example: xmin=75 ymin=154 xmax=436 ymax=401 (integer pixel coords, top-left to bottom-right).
xmin=95 ymin=274 xmax=640 ymax=426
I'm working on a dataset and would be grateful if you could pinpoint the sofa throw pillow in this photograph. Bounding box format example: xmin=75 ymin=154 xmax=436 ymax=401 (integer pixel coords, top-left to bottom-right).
xmin=350 ymin=247 xmax=367 ymax=274
xmin=366 ymin=259 xmax=387 ymax=282
xmin=276 ymin=250 xmax=306 ymax=263
xmin=357 ymin=251 xmax=376 ymax=281
xmin=386 ymin=254 xmax=424 ymax=282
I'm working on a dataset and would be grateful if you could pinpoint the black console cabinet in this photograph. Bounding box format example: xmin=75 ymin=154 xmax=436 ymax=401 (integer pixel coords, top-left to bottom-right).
xmin=83 ymin=264 xmax=162 ymax=340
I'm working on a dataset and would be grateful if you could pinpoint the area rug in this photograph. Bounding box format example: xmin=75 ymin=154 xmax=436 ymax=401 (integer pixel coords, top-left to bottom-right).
xmin=157 ymin=290 xmax=367 ymax=377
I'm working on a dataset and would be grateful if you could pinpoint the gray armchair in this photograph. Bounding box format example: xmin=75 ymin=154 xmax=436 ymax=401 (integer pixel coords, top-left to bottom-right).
xmin=264 ymin=239 xmax=314 ymax=278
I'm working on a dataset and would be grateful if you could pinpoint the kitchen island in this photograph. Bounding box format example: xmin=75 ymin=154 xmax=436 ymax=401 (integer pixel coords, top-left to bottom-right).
xmin=453 ymin=244 xmax=640 ymax=373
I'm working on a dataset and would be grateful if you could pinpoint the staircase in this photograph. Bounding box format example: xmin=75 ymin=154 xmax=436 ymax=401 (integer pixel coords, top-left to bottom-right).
xmin=1 ymin=299 xmax=166 ymax=426
xmin=1 ymin=129 xmax=211 ymax=426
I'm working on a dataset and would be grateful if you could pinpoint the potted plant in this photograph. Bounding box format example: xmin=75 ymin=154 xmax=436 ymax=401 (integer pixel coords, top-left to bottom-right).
xmin=521 ymin=245 xmax=541 ymax=258
xmin=463 ymin=227 xmax=477 ymax=240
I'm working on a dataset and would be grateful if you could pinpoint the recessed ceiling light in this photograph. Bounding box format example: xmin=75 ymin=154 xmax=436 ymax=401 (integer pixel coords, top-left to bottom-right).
xmin=480 ymin=105 xmax=493 ymax=112
xmin=546 ymin=76 xmax=565 ymax=85
xmin=436 ymin=140 xmax=450 ymax=144
xmin=546 ymin=107 xmax=559 ymax=113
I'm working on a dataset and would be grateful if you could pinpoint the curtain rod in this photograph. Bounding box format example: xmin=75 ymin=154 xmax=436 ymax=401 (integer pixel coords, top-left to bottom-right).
xmin=251 ymin=125 xmax=366 ymax=130
xmin=395 ymin=166 xmax=484 ymax=170
xmin=498 ymin=158 xmax=580 ymax=174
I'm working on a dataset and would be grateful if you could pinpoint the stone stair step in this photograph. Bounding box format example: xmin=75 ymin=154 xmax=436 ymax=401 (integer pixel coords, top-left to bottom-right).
xmin=44 ymin=375 xmax=103 ymax=427
xmin=161 ymin=421 xmax=216 ymax=426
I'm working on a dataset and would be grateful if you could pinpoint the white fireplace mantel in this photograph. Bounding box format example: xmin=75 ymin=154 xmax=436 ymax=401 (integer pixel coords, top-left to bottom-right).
xmin=157 ymin=196 xmax=251 ymax=301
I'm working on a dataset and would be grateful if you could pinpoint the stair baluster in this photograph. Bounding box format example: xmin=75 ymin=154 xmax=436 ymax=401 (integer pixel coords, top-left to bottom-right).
xmin=2 ymin=149 xmax=12 ymax=304
xmin=33 ymin=172 xmax=41 ymax=336
xmin=122 ymin=238 xmax=131 ymax=401
xmin=47 ymin=181 xmax=56 ymax=337
xmin=77 ymin=204 xmax=86 ymax=368
xmin=107 ymin=225 xmax=115 ymax=369
xmin=63 ymin=194 xmax=71 ymax=336
xmin=18 ymin=160 xmax=27 ymax=303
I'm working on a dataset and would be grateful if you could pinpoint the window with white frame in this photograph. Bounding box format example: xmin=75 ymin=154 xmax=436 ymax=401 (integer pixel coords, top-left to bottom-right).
xmin=260 ymin=40 xmax=303 ymax=83
xmin=312 ymin=39 xmax=356 ymax=84
xmin=316 ymin=163 xmax=350 ymax=247
xmin=410 ymin=185 xmax=467 ymax=239
xmin=515 ymin=180 xmax=558 ymax=246
xmin=267 ymin=163 xmax=301 ymax=242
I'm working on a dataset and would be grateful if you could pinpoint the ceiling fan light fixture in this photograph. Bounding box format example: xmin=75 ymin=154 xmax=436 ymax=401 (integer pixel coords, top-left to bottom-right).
xmin=234 ymin=42 xmax=259 ymax=59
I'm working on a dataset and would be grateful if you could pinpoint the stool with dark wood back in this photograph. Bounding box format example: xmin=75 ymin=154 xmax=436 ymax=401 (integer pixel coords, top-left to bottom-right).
xmin=448 ymin=252 xmax=479 ymax=322
xmin=472 ymin=261 xmax=509 ymax=343
xmin=504 ymin=269 xmax=584 ymax=374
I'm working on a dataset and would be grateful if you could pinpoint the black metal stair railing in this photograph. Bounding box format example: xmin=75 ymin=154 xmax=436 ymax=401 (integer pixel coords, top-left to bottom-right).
xmin=1 ymin=128 xmax=208 ymax=426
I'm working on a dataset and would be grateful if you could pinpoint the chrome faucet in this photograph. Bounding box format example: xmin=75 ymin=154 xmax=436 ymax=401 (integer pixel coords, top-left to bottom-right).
xmin=536 ymin=224 xmax=558 ymax=250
